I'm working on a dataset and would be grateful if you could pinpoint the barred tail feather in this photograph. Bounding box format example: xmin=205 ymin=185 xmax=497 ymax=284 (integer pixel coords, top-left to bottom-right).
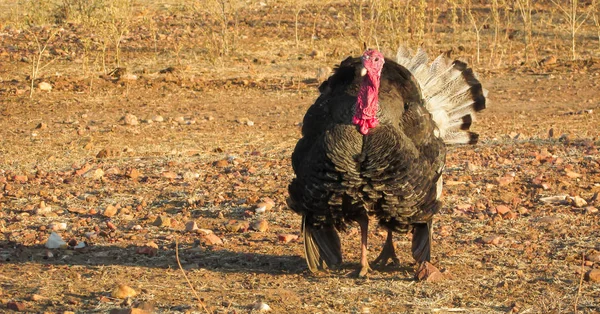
xmin=396 ymin=47 xmax=488 ymax=145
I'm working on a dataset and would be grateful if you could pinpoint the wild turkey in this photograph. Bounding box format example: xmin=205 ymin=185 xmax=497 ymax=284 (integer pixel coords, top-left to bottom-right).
xmin=287 ymin=47 xmax=487 ymax=277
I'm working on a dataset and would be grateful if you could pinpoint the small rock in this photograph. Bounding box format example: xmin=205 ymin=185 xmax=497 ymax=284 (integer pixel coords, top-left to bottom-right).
xmin=133 ymin=301 xmax=155 ymax=312
xmin=309 ymin=50 xmax=322 ymax=58
xmin=586 ymin=250 xmax=600 ymax=263
xmin=251 ymin=220 xmax=268 ymax=232
xmin=13 ymin=175 xmax=28 ymax=183
xmin=316 ymin=67 xmax=332 ymax=82
xmin=199 ymin=233 xmax=223 ymax=246
xmin=103 ymin=205 xmax=119 ymax=218
xmin=277 ymin=234 xmax=298 ymax=243
xmin=415 ymin=262 xmax=444 ymax=282
xmin=196 ymin=228 xmax=213 ymax=235
xmin=585 ymin=206 xmax=598 ymax=214
xmin=225 ymin=220 xmax=249 ymax=232
xmin=152 ymin=115 xmax=164 ymax=122
xmin=480 ymin=235 xmax=501 ymax=246
xmin=107 ymin=221 xmax=117 ymax=230
xmin=214 ymin=159 xmax=229 ymax=167
xmin=570 ymin=196 xmax=588 ymax=208
xmin=84 ymin=168 xmax=104 ymax=180
xmin=109 ymin=309 xmax=150 ymax=314
xmin=255 ymin=203 xmax=271 ymax=213
xmin=30 ymin=294 xmax=45 ymax=301
xmin=466 ymin=162 xmax=479 ymax=172
xmin=49 ymin=222 xmax=67 ymax=231
xmin=504 ymin=211 xmax=518 ymax=220
xmin=38 ymin=81 xmax=52 ymax=91
xmin=162 ymin=171 xmax=177 ymax=179
xmin=253 ymin=302 xmax=271 ymax=312
xmin=496 ymin=205 xmax=511 ymax=215
xmin=537 ymin=216 xmax=561 ymax=224
xmin=539 ymin=195 xmax=567 ymax=204
xmin=496 ymin=176 xmax=514 ymax=186
xmin=153 ymin=215 xmax=171 ymax=227
xmin=120 ymin=73 xmax=138 ymax=81
xmin=36 ymin=122 xmax=47 ymax=130
xmin=185 ymin=221 xmax=198 ymax=232
xmin=96 ymin=148 xmax=120 ymax=158
xmin=585 ymin=269 xmax=600 ymax=282
xmin=7 ymin=301 xmax=26 ymax=311
xmin=35 ymin=205 xmax=53 ymax=215
xmin=45 ymin=232 xmax=67 ymax=249
xmin=566 ymin=171 xmax=582 ymax=178
xmin=136 ymin=242 xmax=158 ymax=256
xmin=182 ymin=171 xmax=199 ymax=181
xmin=127 ymin=168 xmax=142 ymax=180
xmin=111 ymin=284 xmax=137 ymax=299
xmin=540 ymin=55 xmax=557 ymax=66
xmin=123 ymin=114 xmax=139 ymax=126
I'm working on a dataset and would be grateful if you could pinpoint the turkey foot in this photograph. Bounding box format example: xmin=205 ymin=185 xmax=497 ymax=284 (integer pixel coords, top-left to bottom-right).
xmin=356 ymin=215 xmax=371 ymax=278
xmin=372 ymin=231 xmax=400 ymax=267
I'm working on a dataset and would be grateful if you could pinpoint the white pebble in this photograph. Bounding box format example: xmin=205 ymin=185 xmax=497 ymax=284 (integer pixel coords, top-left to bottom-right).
xmin=253 ymin=302 xmax=271 ymax=312
xmin=45 ymin=232 xmax=67 ymax=249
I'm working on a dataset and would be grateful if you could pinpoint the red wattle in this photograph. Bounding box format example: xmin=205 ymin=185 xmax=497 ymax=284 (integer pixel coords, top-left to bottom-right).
xmin=353 ymin=74 xmax=380 ymax=135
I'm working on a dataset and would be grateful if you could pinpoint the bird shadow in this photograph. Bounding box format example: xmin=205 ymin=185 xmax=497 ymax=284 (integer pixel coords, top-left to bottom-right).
xmin=0 ymin=240 xmax=307 ymax=275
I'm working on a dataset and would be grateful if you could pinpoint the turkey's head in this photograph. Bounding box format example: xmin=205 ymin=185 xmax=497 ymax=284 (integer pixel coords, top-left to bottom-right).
xmin=354 ymin=49 xmax=385 ymax=135
xmin=360 ymin=49 xmax=385 ymax=77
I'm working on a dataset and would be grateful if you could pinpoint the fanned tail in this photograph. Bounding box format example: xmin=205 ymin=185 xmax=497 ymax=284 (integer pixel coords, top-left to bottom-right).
xmin=302 ymin=215 xmax=342 ymax=272
xmin=396 ymin=46 xmax=488 ymax=145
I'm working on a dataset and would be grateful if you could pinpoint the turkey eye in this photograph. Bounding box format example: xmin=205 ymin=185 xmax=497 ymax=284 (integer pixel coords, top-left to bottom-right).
xmin=374 ymin=57 xmax=379 ymax=61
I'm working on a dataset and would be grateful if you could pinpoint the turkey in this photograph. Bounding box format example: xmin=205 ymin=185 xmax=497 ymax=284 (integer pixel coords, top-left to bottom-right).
xmin=287 ymin=47 xmax=487 ymax=277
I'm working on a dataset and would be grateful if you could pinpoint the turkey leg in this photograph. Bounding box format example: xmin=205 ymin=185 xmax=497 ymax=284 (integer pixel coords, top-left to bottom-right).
xmin=357 ymin=215 xmax=371 ymax=277
xmin=372 ymin=230 xmax=400 ymax=267
xmin=411 ymin=221 xmax=432 ymax=262
xmin=412 ymin=220 xmax=443 ymax=281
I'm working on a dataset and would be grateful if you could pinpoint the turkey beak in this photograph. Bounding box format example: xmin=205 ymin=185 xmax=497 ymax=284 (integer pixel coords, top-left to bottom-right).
xmin=359 ymin=66 xmax=367 ymax=77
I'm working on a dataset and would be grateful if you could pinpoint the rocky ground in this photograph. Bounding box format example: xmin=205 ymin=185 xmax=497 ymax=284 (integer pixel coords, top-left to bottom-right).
xmin=1 ymin=1 xmax=600 ymax=313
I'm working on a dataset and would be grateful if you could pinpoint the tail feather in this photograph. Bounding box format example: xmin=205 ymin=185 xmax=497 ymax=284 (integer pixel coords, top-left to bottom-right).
xmin=302 ymin=215 xmax=342 ymax=273
xmin=396 ymin=47 xmax=488 ymax=145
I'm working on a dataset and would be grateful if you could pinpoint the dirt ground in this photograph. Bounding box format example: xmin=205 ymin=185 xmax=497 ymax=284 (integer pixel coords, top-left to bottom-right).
xmin=1 ymin=1 xmax=600 ymax=313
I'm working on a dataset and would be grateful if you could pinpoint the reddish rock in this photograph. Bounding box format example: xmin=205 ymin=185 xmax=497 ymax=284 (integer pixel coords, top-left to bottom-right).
xmin=251 ymin=220 xmax=269 ymax=232
xmin=504 ymin=211 xmax=518 ymax=220
xmin=185 ymin=221 xmax=198 ymax=232
xmin=199 ymin=233 xmax=223 ymax=246
xmin=111 ymin=284 xmax=137 ymax=299
xmin=107 ymin=221 xmax=117 ymax=230
xmin=7 ymin=301 xmax=26 ymax=311
xmin=153 ymin=215 xmax=171 ymax=227
xmin=480 ymin=235 xmax=501 ymax=246
xmin=585 ymin=269 xmax=600 ymax=282
xmin=213 ymin=159 xmax=229 ymax=167
xmin=162 ymin=171 xmax=177 ymax=179
xmin=103 ymin=205 xmax=118 ymax=218
xmin=136 ymin=242 xmax=158 ymax=256
xmin=415 ymin=262 xmax=444 ymax=282
xmin=110 ymin=308 xmax=150 ymax=314
xmin=127 ymin=168 xmax=142 ymax=180
xmin=496 ymin=205 xmax=511 ymax=215
xmin=277 ymin=234 xmax=298 ymax=243
xmin=225 ymin=220 xmax=249 ymax=232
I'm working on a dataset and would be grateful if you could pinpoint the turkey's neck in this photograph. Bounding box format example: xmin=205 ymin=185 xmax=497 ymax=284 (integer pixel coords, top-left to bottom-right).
xmin=353 ymin=72 xmax=381 ymax=135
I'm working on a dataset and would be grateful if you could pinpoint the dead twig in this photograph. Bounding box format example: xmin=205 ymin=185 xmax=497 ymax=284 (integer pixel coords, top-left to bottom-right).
xmin=175 ymin=238 xmax=211 ymax=314
xmin=573 ymin=252 xmax=585 ymax=313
